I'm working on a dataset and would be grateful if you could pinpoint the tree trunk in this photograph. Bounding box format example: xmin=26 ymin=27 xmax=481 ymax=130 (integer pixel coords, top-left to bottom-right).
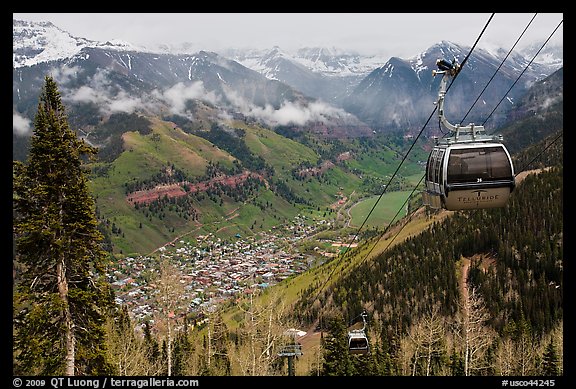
xmin=411 ymin=348 xmax=419 ymax=376
xmin=57 ymin=259 xmax=75 ymax=376
xmin=207 ymin=325 xmax=211 ymax=369
xmin=464 ymin=334 xmax=470 ymax=376
xmin=167 ymin=320 xmax=172 ymax=376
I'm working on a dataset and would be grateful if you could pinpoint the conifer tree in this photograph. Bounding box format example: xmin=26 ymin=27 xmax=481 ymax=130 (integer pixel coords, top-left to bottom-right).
xmin=541 ymin=338 xmax=560 ymax=376
xmin=321 ymin=315 xmax=354 ymax=376
xmin=143 ymin=320 xmax=161 ymax=371
xmin=13 ymin=75 xmax=114 ymax=375
xmin=449 ymin=347 xmax=465 ymax=376
xmin=171 ymin=321 xmax=193 ymax=376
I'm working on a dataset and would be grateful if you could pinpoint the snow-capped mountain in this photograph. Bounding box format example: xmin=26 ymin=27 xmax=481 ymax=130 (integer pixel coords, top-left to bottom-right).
xmin=13 ymin=19 xmax=148 ymax=68
xmin=13 ymin=18 xmax=390 ymax=78
xmin=13 ymin=18 xmax=563 ymax=139
xmin=517 ymin=40 xmax=563 ymax=69
xmin=12 ymin=18 xmax=374 ymax=134
xmin=12 ymin=18 xmax=388 ymax=107
xmin=220 ymin=46 xmax=392 ymax=105
xmin=13 ymin=17 xmax=373 ymax=162
xmin=342 ymin=40 xmax=563 ymax=133
xmin=222 ymin=46 xmax=388 ymax=78
xmin=13 ymin=46 xmax=316 ymax=122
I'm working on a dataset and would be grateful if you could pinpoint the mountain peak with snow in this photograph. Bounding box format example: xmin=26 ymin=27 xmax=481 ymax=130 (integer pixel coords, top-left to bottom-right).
xmin=13 ymin=19 xmax=147 ymax=68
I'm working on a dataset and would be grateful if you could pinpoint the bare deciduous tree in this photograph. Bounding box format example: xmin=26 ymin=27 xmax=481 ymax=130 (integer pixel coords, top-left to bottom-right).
xmin=105 ymin=307 xmax=156 ymax=375
xmin=400 ymin=304 xmax=446 ymax=376
xmin=457 ymin=286 xmax=497 ymax=376
xmin=230 ymin=289 xmax=300 ymax=375
xmin=152 ymin=258 xmax=186 ymax=376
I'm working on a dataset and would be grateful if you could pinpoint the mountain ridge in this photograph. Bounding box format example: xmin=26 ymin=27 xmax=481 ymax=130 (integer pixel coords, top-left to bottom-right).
xmin=14 ymin=18 xmax=562 ymax=139
xmin=12 ymin=18 xmax=564 ymax=255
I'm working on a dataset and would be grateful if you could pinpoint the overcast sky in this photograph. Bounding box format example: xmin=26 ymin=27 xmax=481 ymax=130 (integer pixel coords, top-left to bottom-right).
xmin=13 ymin=13 xmax=563 ymax=57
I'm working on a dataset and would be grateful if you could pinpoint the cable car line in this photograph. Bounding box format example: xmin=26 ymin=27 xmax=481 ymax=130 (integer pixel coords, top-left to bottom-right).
xmin=361 ymin=14 xmax=559 ymax=272
xmin=308 ymin=107 xmax=437 ymax=306
xmin=353 ymin=175 xmax=425 ymax=270
xmin=460 ymin=13 xmax=538 ymax=125
xmin=347 ymin=13 xmax=495 ymax=249
xmin=481 ymin=19 xmax=563 ymax=128
xmin=305 ymin=15 xmax=496 ymax=307
xmin=301 ymin=14 xmax=560 ymax=330
xmin=443 ymin=13 xmax=494 ymax=96
xmin=452 ymin=13 xmax=494 ymax=82
xmin=430 ymin=14 xmax=494 ymax=137
xmin=305 ymin=14 xmax=496 ymax=307
xmin=513 ymin=130 xmax=563 ymax=177
xmin=419 ymin=13 xmax=561 ymax=210
xmin=424 ymin=62 xmax=517 ymax=210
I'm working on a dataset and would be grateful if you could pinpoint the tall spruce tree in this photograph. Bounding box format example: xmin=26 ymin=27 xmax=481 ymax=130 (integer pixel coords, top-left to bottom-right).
xmin=541 ymin=338 xmax=560 ymax=376
xmin=321 ymin=315 xmax=355 ymax=376
xmin=13 ymin=76 xmax=114 ymax=376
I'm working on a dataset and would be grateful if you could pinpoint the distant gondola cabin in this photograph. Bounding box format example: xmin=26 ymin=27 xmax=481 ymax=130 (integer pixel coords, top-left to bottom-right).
xmin=348 ymin=330 xmax=369 ymax=355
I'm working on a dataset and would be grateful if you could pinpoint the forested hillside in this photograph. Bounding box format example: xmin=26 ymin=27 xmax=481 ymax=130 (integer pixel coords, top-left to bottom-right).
xmin=300 ymin=165 xmax=562 ymax=324
xmin=289 ymin=130 xmax=563 ymax=376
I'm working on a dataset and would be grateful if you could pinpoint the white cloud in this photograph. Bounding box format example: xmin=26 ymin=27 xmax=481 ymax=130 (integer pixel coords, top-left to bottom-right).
xmin=13 ymin=112 xmax=32 ymax=135
xmin=226 ymin=92 xmax=350 ymax=126
xmin=154 ymin=81 xmax=219 ymax=116
xmin=69 ymin=85 xmax=102 ymax=104
xmin=218 ymin=84 xmax=351 ymax=126
xmin=48 ymin=63 xmax=351 ymax=127
xmin=51 ymin=65 xmax=82 ymax=85
xmin=108 ymin=91 xmax=147 ymax=114
xmin=60 ymin=68 xmax=154 ymax=115
xmin=541 ymin=96 xmax=560 ymax=110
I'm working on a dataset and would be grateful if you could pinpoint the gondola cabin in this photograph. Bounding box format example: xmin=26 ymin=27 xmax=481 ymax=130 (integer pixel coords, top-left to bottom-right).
xmin=348 ymin=329 xmax=370 ymax=355
xmin=423 ymin=137 xmax=515 ymax=211
xmin=423 ymin=57 xmax=516 ymax=211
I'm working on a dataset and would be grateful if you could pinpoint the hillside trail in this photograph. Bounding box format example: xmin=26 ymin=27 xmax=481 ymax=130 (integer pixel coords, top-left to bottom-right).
xmin=457 ymin=168 xmax=545 ymax=317
xmin=146 ymin=224 xmax=204 ymax=256
xmin=459 ymin=168 xmax=549 ymax=316
xmin=294 ymin=318 xmax=320 ymax=346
